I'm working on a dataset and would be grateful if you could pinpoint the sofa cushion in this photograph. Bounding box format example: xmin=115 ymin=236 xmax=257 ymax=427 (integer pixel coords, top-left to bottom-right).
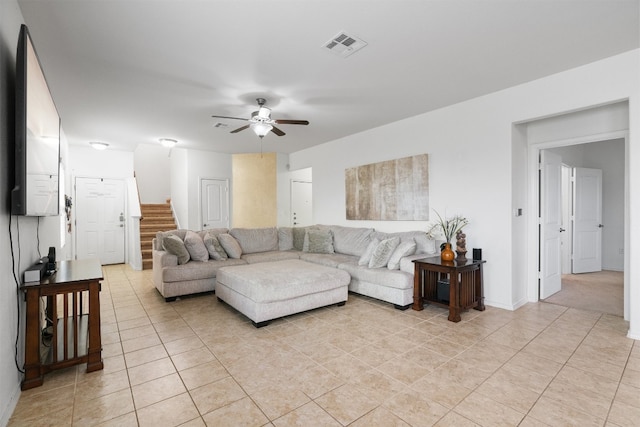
xmin=184 ymin=230 xmax=209 ymax=262
xmin=303 ymin=229 xmax=335 ymax=254
xmin=387 ymin=240 xmax=417 ymax=270
xmin=242 ymin=250 xmax=301 ymax=264
xmin=162 ymin=258 xmax=246 ymax=283
xmin=162 ymin=234 xmax=190 ymax=265
xmin=230 ymin=227 xmax=279 ymax=254
xmin=299 ymin=252 xmax=358 ymax=268
xmin=278 ymin=227 xmax=294 ymax=251
xmin=369 ymin=237 xmax=400 ymax=268
xmin=327 ymin=225 xmax=374 ymax=256
xmin=358 ymin=238 xmax=379 ymax=266
xmin=338 ymin=263 xmax=413 ymax=290
xmin=218 ymin=233 xmax=243 ymax=259
xmin=216 ymin=259 xmax=349 ymax=304
xmin=203 ymin=233 xmax=228 ymax=260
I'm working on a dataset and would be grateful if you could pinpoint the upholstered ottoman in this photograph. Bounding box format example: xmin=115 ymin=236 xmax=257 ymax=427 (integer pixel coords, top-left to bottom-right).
xmin=215 ymin=259 xmax=350 ymax=327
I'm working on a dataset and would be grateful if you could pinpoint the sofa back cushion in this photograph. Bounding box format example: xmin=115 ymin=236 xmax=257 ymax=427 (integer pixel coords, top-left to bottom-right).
xmin=373 ymin=230 xmax=435 ymax=254
xmin=229 ymin=227 xmax=279 ymax=254
xmin=327 ymin=225 xmax=374 ymax=256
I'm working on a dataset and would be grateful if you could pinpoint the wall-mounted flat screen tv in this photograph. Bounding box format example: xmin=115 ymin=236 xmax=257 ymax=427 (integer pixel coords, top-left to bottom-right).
xmin=12 ymin=24 xmax=60 ymax=216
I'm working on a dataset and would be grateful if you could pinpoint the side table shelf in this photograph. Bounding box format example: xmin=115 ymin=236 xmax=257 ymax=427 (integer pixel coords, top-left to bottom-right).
xmin=21 ymin=259 xmax=104 ymax=390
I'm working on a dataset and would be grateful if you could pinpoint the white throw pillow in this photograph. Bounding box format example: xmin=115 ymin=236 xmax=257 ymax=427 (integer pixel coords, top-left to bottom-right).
xmin=203 ymin=232 xmax=228 ymax=260
xmin=358 ymin=238 xmax=380 ymax=266
xmin=368 ymin=237 xmax=401 ymax=268
xmin=162 ymin=234 xmax=190 ymax=265
xmin=184 ymin=230 xmax=209 ymax=262
xmin=387 ymin=240 xmax=417 ymax=270
xmin=217 ymin=233 xmax=243 ymax=259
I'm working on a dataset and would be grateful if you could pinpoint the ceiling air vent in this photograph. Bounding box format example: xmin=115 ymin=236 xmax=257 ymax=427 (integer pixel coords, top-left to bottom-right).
xmin=322 ymin=31 xmax=367 ymax=58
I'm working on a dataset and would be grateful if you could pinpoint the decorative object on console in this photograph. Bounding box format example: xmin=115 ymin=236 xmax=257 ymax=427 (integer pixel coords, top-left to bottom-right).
xmin=440 ymin=243 xmax=455 ymax=261
xmin=345 ymin=154 xmax=429 ymax=221
xmin=426 ymin=210 xmax=468 ymax=261
xmin=455 ymin=230 xmax=467 ymax=261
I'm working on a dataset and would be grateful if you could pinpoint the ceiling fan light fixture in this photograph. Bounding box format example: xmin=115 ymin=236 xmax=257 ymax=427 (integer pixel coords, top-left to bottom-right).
xmin=257 ymin=106 xmax=271 ymax=119
xmin=89 ymin=141 xmax=109 ymax=150
xmin=159 ymin=138 xmax=178 ymax=148
xmin=251 ymin=122 xmax=272 ymax=138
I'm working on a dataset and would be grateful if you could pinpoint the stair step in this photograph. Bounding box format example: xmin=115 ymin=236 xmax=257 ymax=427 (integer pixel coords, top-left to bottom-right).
xmin=142 ymin=217 xmax=175 ymax=223
xmin=141 ymin=224 xmax=176 ymax=231
xmin=142 ymin=259 xmax=153 ymax=270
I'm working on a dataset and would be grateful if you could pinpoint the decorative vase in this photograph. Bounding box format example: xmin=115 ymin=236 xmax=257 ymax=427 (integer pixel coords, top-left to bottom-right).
xmin=441 ymin=242 xmax=455 ymax=262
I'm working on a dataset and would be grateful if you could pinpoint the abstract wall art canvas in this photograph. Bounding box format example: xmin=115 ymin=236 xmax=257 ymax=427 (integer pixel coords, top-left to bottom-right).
xmin=345 ymin=154 xmax=429 ymax=221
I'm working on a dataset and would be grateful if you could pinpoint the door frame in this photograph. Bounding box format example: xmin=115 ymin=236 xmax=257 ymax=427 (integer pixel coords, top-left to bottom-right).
xmin=526 ymin=130 xmax=629 ymax=319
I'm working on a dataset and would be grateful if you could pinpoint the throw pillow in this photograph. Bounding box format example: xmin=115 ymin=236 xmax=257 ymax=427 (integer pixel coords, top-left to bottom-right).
xmin=358 ymin=238 xmax=380 ymax=266
xmin=368 ymin=237 xmax=401 ymax=268
xmin=162 ymin=234 xmax=190 ymax=265
xmin=303 ymin=229 xmax=335 ymax=254
xmin=292 ymin=227 xmax=307 ymax=251
xmin=278 ymin=227 xmax=294 ymax=251
xmin=203 ymin=232 xmax=228 ymax=260
xmin=183 ymin=230 xmax=209 ymax=262
xmin=387 ymin=240 xmax=417 ymax=270
xmin=217 ymin=233 xmax=243 ymax=259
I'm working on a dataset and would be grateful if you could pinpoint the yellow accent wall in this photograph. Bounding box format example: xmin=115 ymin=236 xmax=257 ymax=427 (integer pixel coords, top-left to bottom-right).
xmin=232 ymin=153 xmax=277 ymax=227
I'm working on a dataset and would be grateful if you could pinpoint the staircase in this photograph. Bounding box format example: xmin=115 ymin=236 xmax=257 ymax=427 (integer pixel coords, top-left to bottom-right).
xmin=140 ymin=201 xmax=177 ymax=270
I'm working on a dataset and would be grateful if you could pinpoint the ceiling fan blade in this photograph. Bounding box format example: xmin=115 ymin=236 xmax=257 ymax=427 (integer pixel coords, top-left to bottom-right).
xmin=274 ymin=119 xmax=309 ymax=125
xmin=230 ymin=124 xmax=250 ymax=133
xmin=211 ymin=115 xmax=248 ymax=121
xmin=271 ymin=126 xmax=286 ymax=136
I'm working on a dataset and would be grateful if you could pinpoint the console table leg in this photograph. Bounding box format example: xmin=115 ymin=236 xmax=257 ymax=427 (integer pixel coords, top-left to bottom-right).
xmin=448 ymin=275 xmax=461 ymax=322
xmin=412 ymin=266 xmax=424 ymax=311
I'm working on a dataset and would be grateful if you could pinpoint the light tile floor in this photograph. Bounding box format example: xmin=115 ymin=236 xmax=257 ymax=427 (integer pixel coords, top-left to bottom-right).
xmin=8 ymin=264 xmax=640 ymax=426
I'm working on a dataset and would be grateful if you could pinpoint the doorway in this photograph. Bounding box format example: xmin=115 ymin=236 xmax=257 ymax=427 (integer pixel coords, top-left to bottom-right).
xmin=75 ymin=177 xmax=126 ymax=265
xmin=201 ymin=178 xmax=229 ymax=230
xmin=538 ymin=138 xmax=626 ymax=316
xmin=291 ymin=180 xmax=312 ymax=227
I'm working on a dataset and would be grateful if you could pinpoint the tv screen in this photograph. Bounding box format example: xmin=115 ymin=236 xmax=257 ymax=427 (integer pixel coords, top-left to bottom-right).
xmin=12 ymin=24 xmax=60 ymax=216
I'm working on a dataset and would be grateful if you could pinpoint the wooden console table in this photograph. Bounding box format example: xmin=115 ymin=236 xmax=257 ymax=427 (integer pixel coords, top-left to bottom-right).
xmin=20 ymin=258 xmax=104 ymax=390
xmin=412 ymin=256 xmax=485 ymax=322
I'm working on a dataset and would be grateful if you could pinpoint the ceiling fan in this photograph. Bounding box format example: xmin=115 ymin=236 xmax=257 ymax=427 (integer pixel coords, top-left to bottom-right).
xmin=212 ymin=98 xmax=309 ymax=138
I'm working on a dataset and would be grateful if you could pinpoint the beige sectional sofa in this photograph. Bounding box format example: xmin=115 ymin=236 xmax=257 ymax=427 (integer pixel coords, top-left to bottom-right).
xmin=152 ymin=225 xmax=437 ymax=309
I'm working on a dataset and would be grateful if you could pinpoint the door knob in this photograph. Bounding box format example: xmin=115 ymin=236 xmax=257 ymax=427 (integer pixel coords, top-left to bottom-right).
xmin=559 ymin=228 xmax=565 ymax=232
xmin=598 ymin=224 xmax=604 ymax=228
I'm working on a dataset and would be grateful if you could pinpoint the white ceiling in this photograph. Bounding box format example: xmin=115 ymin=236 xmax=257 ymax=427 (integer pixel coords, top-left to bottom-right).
xmin=17 ymin=0 xmax=639 ymax=154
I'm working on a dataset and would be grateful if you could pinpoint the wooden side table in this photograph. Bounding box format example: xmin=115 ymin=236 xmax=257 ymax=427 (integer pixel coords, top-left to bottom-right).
xmin=20 ymin=258 xmax=104 ymax=390
xmin=412 ymin=256 xmax=485 ymax=322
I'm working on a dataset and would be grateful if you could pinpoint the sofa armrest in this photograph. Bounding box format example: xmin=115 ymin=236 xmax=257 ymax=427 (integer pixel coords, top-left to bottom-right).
xmin=400 ymin=253 xmax=437 ymax=274
xmin=153 ymin=249 xmax=178 ymax=268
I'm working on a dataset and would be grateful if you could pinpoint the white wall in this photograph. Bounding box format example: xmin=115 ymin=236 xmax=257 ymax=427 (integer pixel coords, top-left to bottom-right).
xmin=169 ymin=148 xmax=232 ymax=230
xmin=1 ymin=1 xmax=37 ymax=422
xmin=134 ymin=144 xmax=171 ymax=204
xmin=290 ymin=49 xmax=640 ymax=338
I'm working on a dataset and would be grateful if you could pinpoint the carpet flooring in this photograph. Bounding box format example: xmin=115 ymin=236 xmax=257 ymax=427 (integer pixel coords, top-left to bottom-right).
xmin=543 ymin=270 xmax=624 ymax=317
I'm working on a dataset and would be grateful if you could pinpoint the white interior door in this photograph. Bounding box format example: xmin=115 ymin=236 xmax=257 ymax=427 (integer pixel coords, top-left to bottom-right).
xmin=75 ymin=178 xmax=125 ymax=265
xmin=291 ymin=180 xmax=312 ymax=227
xmin=540 ymin=151 xmax=563 ymax=299
xmin=201 ymin=178 xmax=229 ymax=230
xmin=572 ymin=167 xmax=603 ymax=273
